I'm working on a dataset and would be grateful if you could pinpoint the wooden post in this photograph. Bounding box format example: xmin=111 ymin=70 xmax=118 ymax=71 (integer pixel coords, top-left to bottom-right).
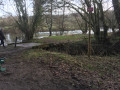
xmin=88 ymin=12 xmax=91 ymax=59
xmin=15 ymin=37 xmax=17 ymax=48
xmin=87 ymin=7 xmax=93 ymax=59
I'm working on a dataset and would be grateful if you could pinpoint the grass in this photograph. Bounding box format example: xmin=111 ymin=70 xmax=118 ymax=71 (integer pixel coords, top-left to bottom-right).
xmin=15 ymin=47 xmax=120 ymax=89
xmin=48 ymin=34 xmax=88 ymax=40
xmin=23 ymin=49 xmax=120 ymax=78
xmin=75 ymin=55 xmax=120 ymax=77
xmin=22 ymin=33 xmax=120 ymax=89
xmin=30 ymin=34 xmax=94 ymax=44
xmin=23 ymin=49 xmax=78 ymax=65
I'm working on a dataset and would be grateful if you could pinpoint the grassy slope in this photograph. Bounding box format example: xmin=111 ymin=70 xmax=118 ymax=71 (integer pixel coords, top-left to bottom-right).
xmin=24 ymin=34 xmax=120 ymax=89
xmin=22 ymin=48 xmax=120 ymax=89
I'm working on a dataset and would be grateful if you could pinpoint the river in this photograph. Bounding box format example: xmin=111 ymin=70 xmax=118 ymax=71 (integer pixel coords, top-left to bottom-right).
xmin=4 ymin=29 xmax=113 ymax=45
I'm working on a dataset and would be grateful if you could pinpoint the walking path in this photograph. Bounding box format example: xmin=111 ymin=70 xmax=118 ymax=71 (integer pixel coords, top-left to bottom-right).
xmin=16 ymin=43 xmax=41 ymax=48
xmin=0 ymin=43 xmax=41 ymax=55
xmin=0 ymin=42 xmax=77 ymax=90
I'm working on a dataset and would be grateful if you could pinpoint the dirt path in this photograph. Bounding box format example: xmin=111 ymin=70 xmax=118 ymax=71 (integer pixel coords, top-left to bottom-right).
xmin=0 ymin=44 xmax=78 ymax=90
xmin=0 ymin=61 xmax=75 ymax=90
xmin=0 ymin=43 xmax=41 ymax=55
xmin=16 ymin=43 xmax=41 ymax=48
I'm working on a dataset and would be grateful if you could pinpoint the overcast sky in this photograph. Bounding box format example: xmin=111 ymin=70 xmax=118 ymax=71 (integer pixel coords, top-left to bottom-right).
xmin=0 ymin=0 xmax=113 ymax=17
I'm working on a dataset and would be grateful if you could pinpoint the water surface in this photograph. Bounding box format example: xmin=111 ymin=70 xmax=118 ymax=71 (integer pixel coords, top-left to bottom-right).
xmin=4 ymin=29 xmax=114 ymax=45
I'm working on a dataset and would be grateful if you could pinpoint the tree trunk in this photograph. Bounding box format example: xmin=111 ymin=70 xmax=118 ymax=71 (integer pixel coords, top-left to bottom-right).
xmin=94 ymin=26 xmax=100 ymax=42
xmin=60 ymin=0 xmax=65 ymax=35
xmin=84 ymin=22 xmax=88 ymax=34
xmin=93 ymin=1 xmax=100 ymax=42
xmin=112 ymin=0 xmax=120 ymax=31
xmin=49 ymin=0 xmax=53 ymax=36
xmin=112 ymin=27 xmax=115 ymax=34
xmin=99 ymin=1 xmax=108 ymax=41
xmin=25 ymin=31 xmax=34 ymax=41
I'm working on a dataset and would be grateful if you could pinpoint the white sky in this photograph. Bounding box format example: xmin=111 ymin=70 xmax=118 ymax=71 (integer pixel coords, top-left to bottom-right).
xmin=0 ymin=0 xmax=33 ymax=17
xmin=0 ymin=0 xmax=113 ymax=17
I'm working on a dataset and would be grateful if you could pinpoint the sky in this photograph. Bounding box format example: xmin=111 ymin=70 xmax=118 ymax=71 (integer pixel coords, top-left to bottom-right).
xmin=0 ymin=0 xmax=33 ymax=17
xmin=0 ymin=0 xmax=113 ymax=17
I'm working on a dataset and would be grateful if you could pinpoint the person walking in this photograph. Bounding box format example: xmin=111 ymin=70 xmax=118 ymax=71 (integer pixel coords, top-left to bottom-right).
xmin=0 ymin=29 xmax=5 ymax=47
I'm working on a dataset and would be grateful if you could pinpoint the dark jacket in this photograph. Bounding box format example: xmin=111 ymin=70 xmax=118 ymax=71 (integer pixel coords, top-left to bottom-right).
xmin=0 ymin=30 xmax=5 ymax=40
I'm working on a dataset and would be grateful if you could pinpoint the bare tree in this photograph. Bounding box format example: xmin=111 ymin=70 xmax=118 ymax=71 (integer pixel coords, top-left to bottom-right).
xmin=73 ymin=13 xmax=88 ymax=34
xmin=14 ymin=0 xmax=45 ymax=40
xmin=60 ymin=0 xmax=66 ymax=35
xmin=105 ymin=10 xmax=117 ymax=33
xmin=66 ymin=0 xmax=110 ymax=42
xmin=112 ymin=0 xmax=120 ymax=31
xmin=44 ymin=0 xmax=54 ymax=36
xmin=49 ymin=0 xmax=53 ymax=36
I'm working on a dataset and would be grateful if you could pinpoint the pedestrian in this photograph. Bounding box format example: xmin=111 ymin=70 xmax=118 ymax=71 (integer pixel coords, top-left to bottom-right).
xmin=0 ymin=29 xmax=5 ymax=47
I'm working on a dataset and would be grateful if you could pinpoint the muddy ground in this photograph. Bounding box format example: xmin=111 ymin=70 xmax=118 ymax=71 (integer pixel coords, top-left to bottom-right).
xmin=0 ymin=46 xmax=89 ymax=90
xmin=0 ymin=44 xmax=120 ymax=90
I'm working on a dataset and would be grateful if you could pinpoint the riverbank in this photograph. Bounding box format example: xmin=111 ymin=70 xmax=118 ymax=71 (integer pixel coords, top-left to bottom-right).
xmin=0 ymin=34 xmax=120 ymax=90
xmin=0 ymin=46 xmax=120 ymax=90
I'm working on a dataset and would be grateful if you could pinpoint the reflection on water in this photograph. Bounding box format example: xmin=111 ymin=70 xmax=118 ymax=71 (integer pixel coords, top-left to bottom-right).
xmin=4 ymin=29 xmax=114 ymax=44
xmin=6 ymin=34 xmax=12 ymax=43
xmin=5 ymin=34 xmax=23 ymax=45
xmin=34 ymin=30 xmax=83 ymax=39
